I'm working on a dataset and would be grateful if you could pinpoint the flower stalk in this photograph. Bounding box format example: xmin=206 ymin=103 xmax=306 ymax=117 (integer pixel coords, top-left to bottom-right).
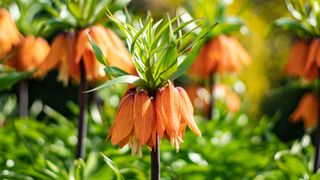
xmin=208 ymin=73 xmax=215 ymax=120
xmin=151 ymin=134 xmax=160 ymax=180
xmin=76 ymin=60 xmax=88 ymax=159
xmin=314 ymin=69 xmax=320 ymax=172
xmin=19 ymin=79 xmax=28 ymax=117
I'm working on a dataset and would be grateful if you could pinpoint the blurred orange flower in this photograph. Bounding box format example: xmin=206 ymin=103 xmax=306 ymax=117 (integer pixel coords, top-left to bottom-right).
xmin=5 ymin=35 xmax=50 ymax=72
xmin=108 ymin=83 xmax=201 ymax=155
xmin=190 ymin=35 xmax=251 ymax=78
xmin=0 ymin=8 xmax=21 ymax=59
xmin=304 ymin=38 xmax=320 ymax=81
xmin=226 ymin=92 xmax=241 ymax=113
xmin=186 ymin=84 xmax=241 ymax=114
xmin=290 ymin=93 xmax=318 ymax=128
xmin=185 ymin=85 xmax=211 ymax=115
xmin=35 ymin=25 xmax=135 ymax=85
xmin=285 ymin=40 xmax=309 ymax=77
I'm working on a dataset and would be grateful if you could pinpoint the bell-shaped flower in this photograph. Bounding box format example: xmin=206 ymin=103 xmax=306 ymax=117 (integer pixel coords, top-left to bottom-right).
xmin=4 ymin=35 xmax=50 ymax=72
xmin=304 ymin=39 xmax=320 ymax=81
xmin=156 ymin=83 xmax=201 ymax=151
xmin=0 ymin=8 xmax=21 ymax=59
xmin=35 ymin=25 xmax=135 ymax=85
xmin=190 ymin=35 xmax=251 ymax=78
xmin=290 ymin=92 xmax=318 ymax=128
xmin=107 ymin=89 xmax=156 ymax=156
xmin=285 ymin=40 xmax=309 ymax=77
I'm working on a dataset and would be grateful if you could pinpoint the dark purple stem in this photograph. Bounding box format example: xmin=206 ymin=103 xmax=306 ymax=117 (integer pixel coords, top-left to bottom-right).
xmin=151 ymin=133 xmax=160 ymax=180
xmin=19 ymin=79 xmax=28 ymax=117
xmin=76 ymin=61 xmax=88 ymax=159
xmin=208 ymin=73 xmax=215 ymax=120
xmin=314 ymin=69 xmax=320 ymax=172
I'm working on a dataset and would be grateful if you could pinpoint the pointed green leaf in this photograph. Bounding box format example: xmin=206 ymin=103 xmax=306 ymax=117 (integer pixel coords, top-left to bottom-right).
xmin=87 ymin=32 xmax=108 ymax=66
xmin=86 ymin=75 xmax=147 ymax=92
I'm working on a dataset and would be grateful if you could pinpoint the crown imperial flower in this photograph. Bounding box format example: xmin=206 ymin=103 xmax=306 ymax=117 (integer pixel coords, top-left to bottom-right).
xmin=0 ymin=8 xmax=21 ymax=59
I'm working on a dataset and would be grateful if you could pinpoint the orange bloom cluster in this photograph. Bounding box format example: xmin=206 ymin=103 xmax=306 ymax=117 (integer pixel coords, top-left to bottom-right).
xmin=35 ymin=25 xmax=135 ymax=85
xmin=285 ymin=39 xmax=320 ymax=81
xmin=190 ymin=35 xmax=251 ymax=78
xmin=290 ymin=93 xmax=318 ymax=128
xmin=107 ymin=83 xmax=201 ymax=156
xmin=5 ymin=36 xmax=50 ymax=71
xmin=0 ymin=8 xmax=21 ymax=59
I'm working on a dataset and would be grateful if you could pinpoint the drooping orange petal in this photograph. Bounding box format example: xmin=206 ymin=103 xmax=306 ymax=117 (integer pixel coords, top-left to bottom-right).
xmin=290 ymin=93 xmax=318 ymax=128
xmin=56 ymin=34 xmax=76 ymax=85
xmin=83 ymin=49 xmax=96 ymax=81
xmin=160 ymin=83 xmax=181 ymax=134
xmin=285 ymin=40 xmax=309 ymax=77
xmin=35 ymin=34 xmax=66 ymax=78
xmin=110 ymin=92 xmax=135 ymax=145
xmin=17 ymin=36 xmax=50 ymax=72
xmin=75 ymin=29 xmax=91 ymax=64
xmin=104 ymin=28 xmax=135 ymax=74
xmin=0 ymin=8 xmax=21 ymax=59
xmin=155 ymin=89 xmax=165 ymax=140
xmin=316 ymin=41 xmax=320 ymax=67
xmin=118 ymin=131 xmax=132 ymax=148
xmin=304 ymin=39 xmax=320 ymax=81
xmin=133 ymin=91 xmax=154 ymax=145
xmin=190 ymin=40 xmax=218 ymax=78
xmin=177 ymin=87 xmax=201 ymax=137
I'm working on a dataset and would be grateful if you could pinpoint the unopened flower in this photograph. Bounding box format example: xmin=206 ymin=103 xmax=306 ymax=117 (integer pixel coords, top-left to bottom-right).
xmin=4 ymin=35 xmax=50 ymax=72
xmin=190 ymin=35 xmax=251 ymax=78
xmin=290 ymin=93 xmax=318 ymax=128
xmin=0 ymin=8 xmax=21 ymax=59
xmin=285 ymin=40 xmax=309 ymax=77
xmin=35 ymin=25 xmax=135 ymax=85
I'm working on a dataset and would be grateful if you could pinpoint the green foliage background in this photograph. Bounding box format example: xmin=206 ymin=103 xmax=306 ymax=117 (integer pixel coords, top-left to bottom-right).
xmin=1 ymin=0 xmax=319 ymax=179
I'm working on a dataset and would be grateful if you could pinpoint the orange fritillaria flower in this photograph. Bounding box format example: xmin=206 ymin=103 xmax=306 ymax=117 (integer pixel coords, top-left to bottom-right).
xmin=107 ymin=89 xmax=155 ymax=156
xmin=190 ymin=35 xmax=251 ymax=78
xmin=107 ymin=83 xmax=201 ymax=155
xmin=290 ymin=92 xmax=318 ymax=128
xmin=0 ymin=8 xmax=21 ymax=59
xmin=4 ymin=35 xmax=50 ymax=72
xmin=35 ymin=25 xmax=135 ymax=85
xmin=304 ymin=38 xmax=320 ymax=81
xmin=285 ymin=40 xmax=309 ymax=77
xmin=156 ymin=83 xmax=201 ymax=151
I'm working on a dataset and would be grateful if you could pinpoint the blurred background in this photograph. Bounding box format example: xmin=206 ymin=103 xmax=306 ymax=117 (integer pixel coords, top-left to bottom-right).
xmin=0 ymin=0 xmax=318 ymax=179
